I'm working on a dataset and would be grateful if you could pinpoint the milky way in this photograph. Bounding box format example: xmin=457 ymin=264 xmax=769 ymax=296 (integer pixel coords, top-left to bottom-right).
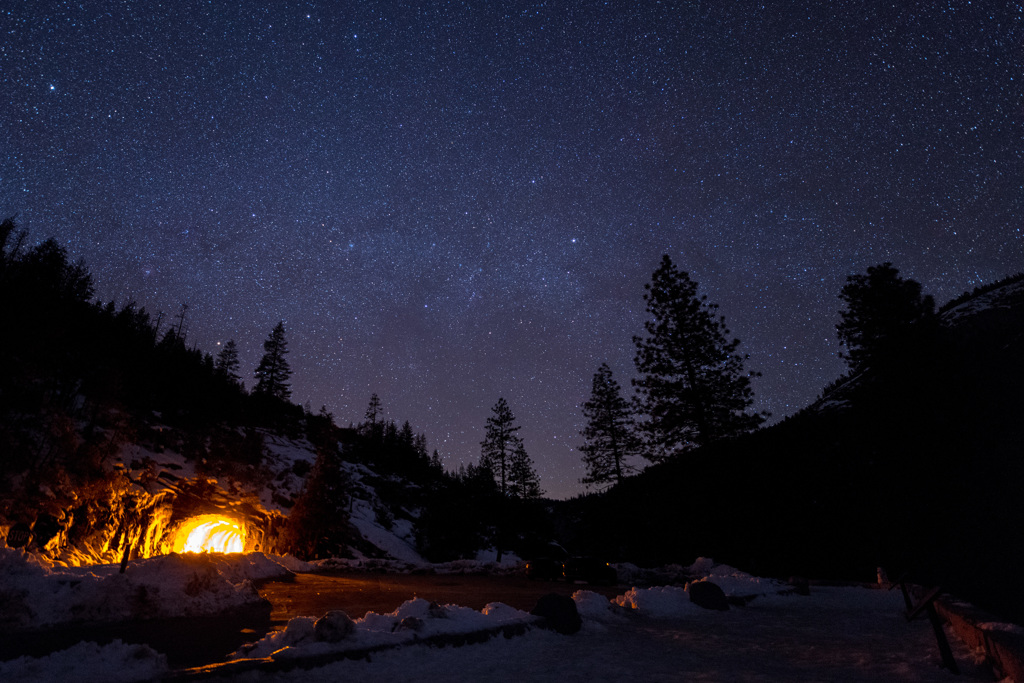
xmin=3 ymin=1 xmax=1022 ymax=497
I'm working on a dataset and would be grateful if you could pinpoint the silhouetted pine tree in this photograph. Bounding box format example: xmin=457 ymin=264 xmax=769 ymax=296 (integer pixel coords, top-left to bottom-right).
xmin=508 ymin=441 xmax=543 ymax=500
xmin=479 ymin=397 xmax=521 ymax=496
xmin=836 ymin=263 xmax=937 ymax=374
xmin=10 ymin=237 xmax=95 ymax=304
xmin=254 ymin=321 xmax=292 ymax=400
xmin=580 ymin=363 xmax=638 ymax=490
xmin=479 ymin=398 xmax=526 ymax=563
xmin=281 ymin=446 xmax=352 ymax=560
xmin=361 ymin=393 xmax=383 ymax=441
xmin=0 ymin=216 xmax=27 ymax=277
xmin=633 ymin=255 xmax=765 ymax=460
xmin=215 ymin=339 xmax=242 ymax=385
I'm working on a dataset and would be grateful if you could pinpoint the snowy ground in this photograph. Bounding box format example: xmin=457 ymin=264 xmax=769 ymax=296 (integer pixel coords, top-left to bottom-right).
xmin=0 ymin=547 xmax=297 ymax=630
xmin=210 ymin=588 xmax=990 ymax=683
xmin=0 ymin=552 xmax=997 ymax=682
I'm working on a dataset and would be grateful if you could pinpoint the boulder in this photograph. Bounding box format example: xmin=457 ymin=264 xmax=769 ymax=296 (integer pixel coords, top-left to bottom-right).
xmin=688 ymin=580 xmax=730 ymax=611
xmin=314 ymin=610 xmax=356 ymax=642
xmin=395 ymin=616 xmax=424 ymax=632
xmin=531 ymin=593 xmax=582 ymax=634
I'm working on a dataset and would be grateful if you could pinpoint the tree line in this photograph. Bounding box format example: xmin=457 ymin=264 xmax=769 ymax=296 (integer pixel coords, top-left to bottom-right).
xmin=0 ymin=216 xmax=963 ymax=502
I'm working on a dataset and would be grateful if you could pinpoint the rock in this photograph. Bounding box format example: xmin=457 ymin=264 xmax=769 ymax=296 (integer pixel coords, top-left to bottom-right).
xmin=531 ymin=593 xmax=582 ymax=634
xmin=31 ymin=513 xmax=63 ymax=552
xmin=314 ymin=610 xmax=356 ymax=642
xmin=688 ymin=580 xmax=730 ymax=611
xmin=395 ymin=616 xmax=424 ymax=632
xmin=788 ymin=576 xmax=811 ymax=596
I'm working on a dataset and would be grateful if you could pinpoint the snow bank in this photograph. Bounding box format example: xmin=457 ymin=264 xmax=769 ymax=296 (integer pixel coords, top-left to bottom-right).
xmin=272 ymin=553 xmax=316 ymax=573
xmin=234 ymin=597 xmax=538 ymax=661
xmin=613 ymin=585 xmax=700 ymax=617
xmin=474 ymin=548 xmax=523 ymax=567
xmin=572 ymin=590 xmax=622 ymax=621
xmin=607 ymin=558 xmax=789 ymax=617
xmin=694 ymin=561 xmax=788 ymax=596
xmin=0 ymin=639 xmax=168 ymax=683
xmin=0 ymin=549 xmax=293 ymax=630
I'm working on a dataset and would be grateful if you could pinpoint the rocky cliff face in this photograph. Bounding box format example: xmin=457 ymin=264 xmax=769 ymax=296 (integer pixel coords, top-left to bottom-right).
xmin=0 ymin=423 xmax=305 ymax=567
xmin=1 ymin=416 xmax=429 ymax=568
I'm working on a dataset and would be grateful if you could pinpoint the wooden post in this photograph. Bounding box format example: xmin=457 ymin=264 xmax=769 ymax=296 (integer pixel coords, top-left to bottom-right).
xmin=906 ymin=585 xmax=960 ymax=675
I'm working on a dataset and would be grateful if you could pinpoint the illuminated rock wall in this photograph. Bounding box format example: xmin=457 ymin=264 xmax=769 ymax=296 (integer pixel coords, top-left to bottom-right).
xmin=5 ymin=475 xmax=287 ymax=567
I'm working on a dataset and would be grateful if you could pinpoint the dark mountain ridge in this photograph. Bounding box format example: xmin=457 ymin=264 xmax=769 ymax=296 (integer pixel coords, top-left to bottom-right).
xmin=558 ymin=274 xmax=1024 ymax=622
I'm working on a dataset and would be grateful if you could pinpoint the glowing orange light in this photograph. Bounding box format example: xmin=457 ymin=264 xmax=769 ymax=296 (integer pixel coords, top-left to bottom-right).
xmin=174 ymin=515 xmax=245 ymax=554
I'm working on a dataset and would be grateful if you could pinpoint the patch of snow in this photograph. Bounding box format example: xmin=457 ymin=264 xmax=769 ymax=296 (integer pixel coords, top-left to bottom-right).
xmin=473 ymin=548 xmax=522 ymax=567
xmin=697 ymin=562 xmax=788 ymax=596
xmin=609 ymin=561 xmax=644 ymax=585
xmin=390 ymin=517 xmax=416 ymax=544
xmin=613 ymin=585 xmax=699 ymax=617
xmin=572 ymin=590 xmax=621 ymax=621
xmin=348 ymin=498 xmax=426 ymax=565
xmin=256 ymin=431 xmax=319 ymax=513
xmin=0 ymin=549 xmax=291 ymax=630
xmin=814 ymin=398 xmax=849 ymax=412
xmin=942 ymin=277 xmax=1024 ymax=326
xmin=610 ymin=561 xmax=795 ymax=617
xmin=115 ymin=443 xmax=198 ymax=492
xmin=0 ymin=640 xmax=168 ymax=683
xmin=978 ymin=621 xmax=1024 ymax=634
xmin=272 ymin=554 xmax=316 ymax=573
xmin=687 ymin=556 xmax=716 ymax=574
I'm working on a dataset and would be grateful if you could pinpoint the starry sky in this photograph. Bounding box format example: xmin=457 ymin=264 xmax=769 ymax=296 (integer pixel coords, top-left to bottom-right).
xmin=3 ymin=1 xmax=1022 ymax=498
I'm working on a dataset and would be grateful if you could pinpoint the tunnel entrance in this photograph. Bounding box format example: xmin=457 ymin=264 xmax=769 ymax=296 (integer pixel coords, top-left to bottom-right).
xmin=173 ymin=514 xmax=245 ymax=554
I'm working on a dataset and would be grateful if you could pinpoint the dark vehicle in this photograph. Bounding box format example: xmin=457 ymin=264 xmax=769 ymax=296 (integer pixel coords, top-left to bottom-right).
xmin=525 ymin=556 xmax=564 ymax=581
xmin=525 ymin=542 xmax=569 ymax=581
xmin=562 ymin=556 xmax=617 ymax=585
xmin=525 ymin=543 xmax=617 ymax=585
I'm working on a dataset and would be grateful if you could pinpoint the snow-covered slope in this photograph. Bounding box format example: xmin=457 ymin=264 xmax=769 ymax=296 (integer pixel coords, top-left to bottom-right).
xmin=940 ymin=276 xmax=1024 ymax=328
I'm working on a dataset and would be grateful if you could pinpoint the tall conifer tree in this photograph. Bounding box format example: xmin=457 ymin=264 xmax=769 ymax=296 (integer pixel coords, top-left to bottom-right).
xmin=361 ymin=393 xmax=384 ymax=440
xmin=579 ymin=363 xmax=638 ymax=490
xmin=836 ymin=262 xmax=936 ymax=374
xmin=633 ymin=255 xmax=764 ymax=460
xmin=508 ymin=441 xmax=543 ymax=500
xmin=215 ymin=339 xmax=242 ymax=385
xmin=479 ymin=397 xmax=521 ymax=496
xmin=254 ymin=321 xmax=292 ymax=400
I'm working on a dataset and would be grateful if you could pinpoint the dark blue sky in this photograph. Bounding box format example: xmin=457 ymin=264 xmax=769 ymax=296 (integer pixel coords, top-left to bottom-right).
xmin=3 ymin=1 xmax=1021 ymax=497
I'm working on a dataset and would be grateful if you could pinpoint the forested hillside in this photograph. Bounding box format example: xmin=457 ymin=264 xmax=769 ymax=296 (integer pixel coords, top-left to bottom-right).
xmin=0 ymin=219 xmax=548 ymax=567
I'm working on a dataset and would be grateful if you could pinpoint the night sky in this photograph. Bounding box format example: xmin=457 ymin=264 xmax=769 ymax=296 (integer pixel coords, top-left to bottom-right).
xmin=3 ymin=1 xmax=1022 ymax=498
